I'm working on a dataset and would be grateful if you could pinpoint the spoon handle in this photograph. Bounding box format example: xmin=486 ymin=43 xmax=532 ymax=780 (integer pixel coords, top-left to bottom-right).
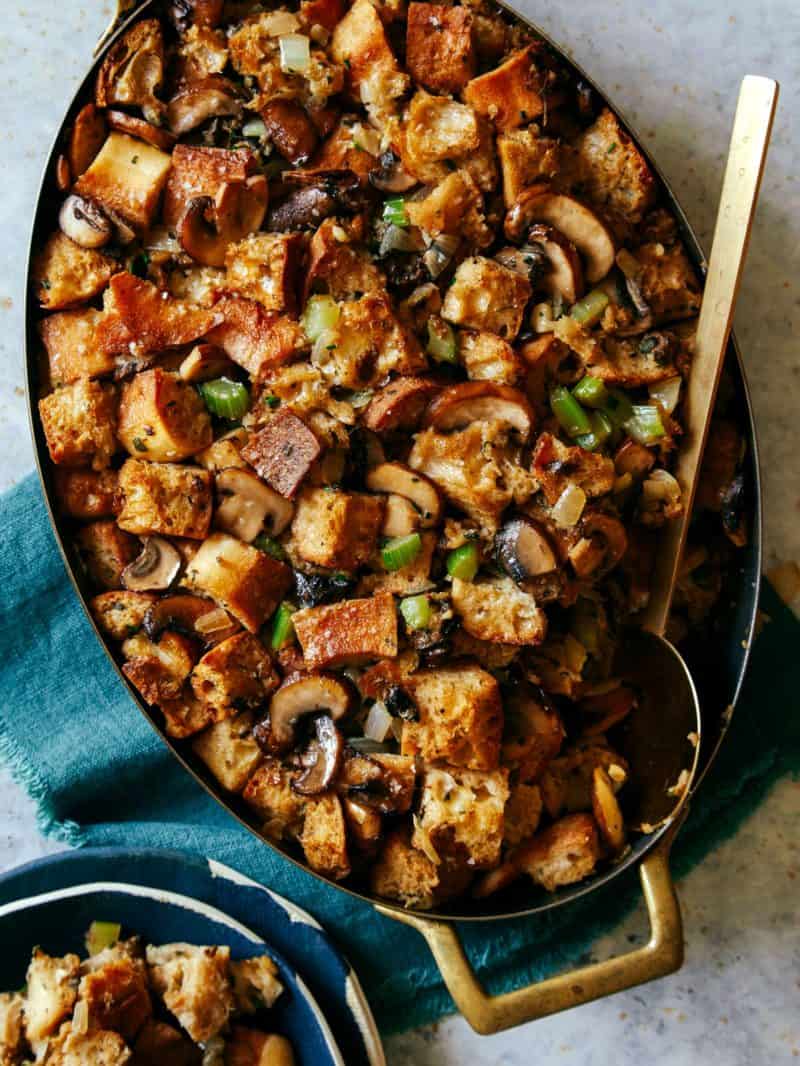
xmin=642 ymin=75 xmax=778 ymax=637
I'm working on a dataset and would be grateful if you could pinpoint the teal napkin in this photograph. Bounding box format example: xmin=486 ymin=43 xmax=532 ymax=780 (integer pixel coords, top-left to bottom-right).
xmin=1 ymin=472 xmax=798 ymax=1034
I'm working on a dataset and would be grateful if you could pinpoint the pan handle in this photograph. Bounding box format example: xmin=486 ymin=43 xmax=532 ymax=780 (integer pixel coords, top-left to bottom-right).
xmin=95 ymin=1 xmax=141 ymax=56
xmin=375 ymin=818 xmax=685 ymax=1035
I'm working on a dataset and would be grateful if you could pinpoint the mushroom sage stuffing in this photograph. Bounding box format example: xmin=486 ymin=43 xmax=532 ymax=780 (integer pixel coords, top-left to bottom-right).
xmin=35 ymin=0 xmax=748 ymax=909
xmin=0 ymin=921 xmax=294 ymax=1065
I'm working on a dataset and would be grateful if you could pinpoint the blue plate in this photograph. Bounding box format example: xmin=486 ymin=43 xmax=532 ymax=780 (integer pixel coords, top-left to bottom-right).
xmin=0 ymin=848 xmax=384 ymax=1066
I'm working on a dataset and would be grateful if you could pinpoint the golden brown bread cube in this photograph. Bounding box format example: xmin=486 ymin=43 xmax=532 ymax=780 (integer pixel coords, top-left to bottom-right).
xmin=39 ymin=308 xmax=119 ymax=386
xmin=190 ymin=632 xmax=280 ymax=714
xmin=517 ymin=812 xmax=601 ymax=891
xmin=290 ymin=488 xmax=385 ymax=571
xmin=441 ymin=256 xmax=531 ymax=340
xmin=117 ymin=459 xmax=212 ymax=539
xmin=405 ymin=3 xmax=475 ymax=94
xmin=403 ymin=90 xmax=479 ymax=173
xmin=635 ymin=240 xmax=703 ymax=323
xmin=243 ymin=757 xmax=307 ymax=840
xmin=361 ymin=530 xmax=436 ymax=596
xmin=41 ymin=1024 xmax=133 ymax=1065
xmin=191 ymin=709 xmax=264 ymax=792
xmin=304 ymin=218 xmax=385 ymax=300
xmin=39 ymin=380 xmax=118 ymax=469
xmin=91 ymin=590 xmax=157 ymax=640
xmin=159 ymin=692 xmax=216 ymax=739
xmin=413 ymin=765 xmax=509 ymax=868
xmin=451 ymin=576 xmax=547 ymax=646
xmin=370 ymin=827 xmax=472 ymax=909
xmin=54 ymin=467 xmax=120 ymax=520
xmin=75 ymin=132 xmax=171 ymax=231
xmin=206 ymin=296 xmax=306 ymax=380
xmin=196 ymin=428 xmax=250 ymax=474
xmin=504 ymin=781 xmax=543 ymax=846
xmin=331 ymin=0 xmax=409 ymax=125
xmin=463 ymin=45 xmax=554 ymax=131
xmin=117 ymin=369 xmax=213 ymax=462
xmin=0 ymin=993 xmax=24 ymax=1062
xmin=104 ymin=273 xmax=222 ymax=356
xmin=32 ymin=232 xmax=117 ymax=311
xmin=502 ymin=689 xmax=565 ymax=782
xmin=122 ymin=631 xmax=198 ymax=705
xmin=531 ymin=432 xmax=616 ymax=505
xmin=573 ymin=108 xmax=656 ymax=226
xmin=95 ymin=17 xmax=165 ymax=122
xmin=402 ymin=663 xmax=503 ymax=771
xmin=458 ymin=330 xmax=524 ymax=386
xmin=23 ymin=949 xmax=81 ymax=1045
xmin=224 ymin=232 xmax=304 ymax=314
xmin=183 ymin=532 xmax=293 ymax=633
xmin=229 ymin=956 xmax=283 ymax=1013
xmin=497 ymin=127 xmax=562 ymax=207
xmin=75 ymin=520 xmax=138 ymax=589
xmin=292 ymin=593 xmax=398 ymax=668
xmin=241 ymin=410 xmax=321 ymax=498
xmin=300 ymin=792 xmax=351 ymax=880
xmin=406 ymin=170 xmax=490 ymax=247
xmin=146 ymin=943 xmax=233 ymax=1045
xmin=162 ymin=143 xmax=257 ymax=229
xmin=77 ymin=956 xmax=152 ymax=1041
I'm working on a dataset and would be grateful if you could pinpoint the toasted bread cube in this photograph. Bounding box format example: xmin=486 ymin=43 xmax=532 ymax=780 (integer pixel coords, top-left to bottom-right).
xmin=531 ymin=432 xmax=615 ymax=505
xmin=504 ymin=781 xmax=543 ymax=846
xmin=452 ymin=576 xmax=547 ymax=646
xmin=370 ymin=827 xmax=470 ymax=909
xmin=192 ymin=709 xmax=264 ymax=792
xmin=636 ymin=240 xmax=702 ymax=323
xmin=42 ymin=1024 xmax=132 ymax=1065
xmin=413 ymin=765 xmax=509 ymax=868
xmin=197 ymin=428 xmax=250 ymax=474
xmin=229 ymin=956 xmax=283 ymax=1013
xmin=117 ymin=459 xmax=212 ymax=539
xmin=502 ymin=690 xmax=565 ymax=782
xmin=517 ymin=812 xmax=601 ymax=891
xmin=573 ymin=108 xmax=656 ymax=225
xmin=300 ymin=0 xmax=346 ymax=32
xmin=32 ymin=232 xmax=117 ymax=311
xmin=458 ymin=329 xmax=524 ymax=385
xmin=91 ymin=590 xmax=157 ymax=639
xmin=305 ymin=218 xmax=385 ymax=300
xmin=54 ymin=467 xmax=119 ymax=519
xmin=405 ymin=90 xmax=480 ymax=168
xmin=406 ymin=3 xmax=475 ymax=94
xmin=406 ymin=170 xmax=490 ymax=247
xmin=241 ymin=410 xmax=321 ymax=498
xmin=243 ymin=757 xmax=306 ymax=840
xmin=190 ymin=633 xmax=279 ymax=714
xmin=0 ymin=994 xmax=24 ymax=1060
xmin=206 ymin=296 xmax=306 ymax=380
xmin=224 ymin=232 xmax=304 ymax=313
xmin=291 ymin=488 xmax=385 ymax=571
xmin=118 ymin=369 xmax=213 ymax=462
xmin=163 ymin=144 xmax=257 ymax=228
xmin=331 ymin=0 xmax=409 ymax=125
xmin=361 ymin=530 xmax=436 ymax=596
xmin=75 ymin=133 xmax=171 ymax=231
xmin=104 ymin=273 xmax=222 ymax=356
xmin=338 ymin=751 xmax=416 ymax=813
xmin=146 ymin=943 xmax=234 ymax=1045
xmin=24 ymin=949 xmax=80 ymax=1044
xmin=39 ymin=308 xmax=119 ymax=386
xmin=402 ymin=663 xmax=503 ymax=771
xmin=95 ymin=17 xmax=165 ymax=121
xmin=77 ymin=956 xmax=152 ymax=1041
xmin=183 ymin=532 xmax=293 ymax=632
xmin=442 ymin=256 xmax=531 ymax=339
xmin=498 ymin=127 xmax=562 ymax=206
xmin=293 ymin=593 xmax=398 ymax=668
xmin=409 ymin=421 xmax=535 ymax=533
xmin=75 ymin=520 xmax=138 ymax=589
xmin=318 ymin=292 xmax=426 ymax=388
xmin=39 ymin=379 xmax=118 ymax=469
xmin=132 ymin=1020 xmax=199 ymax=1066
xmin=122 ymin=631 xmax=198 ymax=704
xmin=159 ymin=692 xmax=216 ymax=739
xmin=300 ymin=792 xmax=351 ymax=880
xmin=464 ymin=45 xmax=553 ymax=131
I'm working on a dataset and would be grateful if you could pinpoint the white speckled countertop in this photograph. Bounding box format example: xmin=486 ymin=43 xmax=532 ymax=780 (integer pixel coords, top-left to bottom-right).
xmin=1 ymin=1 xmax=798 ymax=1062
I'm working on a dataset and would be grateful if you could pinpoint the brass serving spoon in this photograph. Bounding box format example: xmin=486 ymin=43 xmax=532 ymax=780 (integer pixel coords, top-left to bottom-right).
xmin=617 ymin=75 xmax=778 ymax=832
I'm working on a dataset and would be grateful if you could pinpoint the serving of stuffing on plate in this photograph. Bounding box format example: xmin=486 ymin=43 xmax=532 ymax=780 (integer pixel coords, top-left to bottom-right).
xmin=33 ymin=0 xmax=749 ymax=910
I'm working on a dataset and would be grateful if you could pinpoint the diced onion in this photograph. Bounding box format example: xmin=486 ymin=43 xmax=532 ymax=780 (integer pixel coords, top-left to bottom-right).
xmin=379 ymin=223 xmax=420 ymax=256
xmin=265 ymin=10 xmax=302 ymax=35
xmin=551 ymin=483 xmax=587 ymax=528
xmin=302 ymin=294 xmax=340 ymax=342
xmin=72 ymin=1000 xmax=89 ymax=1036
xmin=423 ymin=235 xmax=458 ymax=278
xmin=349 ymin=121 xmax=382 ymax=156
xmin=364 ymin=700 xmax=394 ymax=742
xmin=649 ymin=376 xmax=682 ymax=415
xmin=279 ymin=33 xmax=311 ymax=73
xmin=532 ymin=301 xmax=556 ymax=333
xmin=642 ymin=468 xmax=681 ymax=504
xmin=412 ymin=815 xmax=441 ymax=865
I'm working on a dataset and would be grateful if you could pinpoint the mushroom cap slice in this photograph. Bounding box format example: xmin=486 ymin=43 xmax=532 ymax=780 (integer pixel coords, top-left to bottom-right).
xmin=262 ymin=672 xmax=358 ymax=749
xmin=591 ymin=765 xmax=626 ymax=850
xmin=122 ymin=536 xmax=181 ymax=591
xmin=369 ymin=150 xmax=418 ymax=193
xmin=292 ymin=714 xmax=345 ymax=795
xmin=506 ymin=188 xmax=615 ymax=284
xmin=215 ymin=467 xmax=294 ymax=542
xmin=495 ymin=516 xmax=558 ymax=582
xmin=167 ymin=75 xmax=243 ymax=136
xmin=527 ymin=223 xmax=585 ymax=304
xmin=178 ymin=176 xmax=268 ymax=267
xmin=568 ymin=512 xmax=628 ymax=578
xmin=106 ymin=109 xmax=177 ymax=152
xmin=143 ymin=594 xmax=239 ymax=644
xmin=365 ymin=462 xmax=443 ymax=528
xmin=58 ymin=195 xmax=112 ymax=249
xmin=381 ymin=493 xmax=420 ymax=537
xmin=424 ymin=382 xmax=535 ymax=440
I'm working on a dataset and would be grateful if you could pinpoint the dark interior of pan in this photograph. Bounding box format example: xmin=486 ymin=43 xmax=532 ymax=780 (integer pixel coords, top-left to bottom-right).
xmin=24 ymin=0 xmax=762 ymax=921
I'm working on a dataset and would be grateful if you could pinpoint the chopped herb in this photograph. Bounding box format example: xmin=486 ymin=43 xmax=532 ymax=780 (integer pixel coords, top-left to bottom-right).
xmin=131 ymin=154 xmax=139 ymax=164
xmin=264 ymin=394 xmax=281 ymax=409
xmin=607 ymin=142 xmax=618 ymax=154
xmin=41 ymin=279 xmax=51 ymax=290
xmin=638 ymin=335 xmax=658 ymax=354
xmin=129 ymin=252 xmax=150 ymax=278
xmin=132 ymin=437 xmax=148 ymax=453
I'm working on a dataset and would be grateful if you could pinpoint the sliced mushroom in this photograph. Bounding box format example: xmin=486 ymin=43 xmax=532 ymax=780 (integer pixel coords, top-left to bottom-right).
xmin=567 ymin=513 xmax=628 ymax=578
xmin=591 ymin=766 xmax=626 ymax=850
xmin=179 ymin=343 xmax=235 ymax=383
xmin=338 ymin=750 xmax=415 ymax=814
xmin=292 ymin=714 xmax=344 ymax=795
xmin=369 ymin=149 xmax=417 ymax=193
xmin=122 ymin=537 xmax=181 ymax=591
xmin=143 ymin=594 xmax=239 ymax=644
xmin=424 ymin=382 xmax=535 ymax=440
xmin=95 ymin=18 xmax=166 ymax=127
xmin=614 ymin=439 xmax=655 ymax=479
xmin=257 ymin=672 xmax=357 ymax=750
xmin=261 ymin=98 xmax=319 ymax=166
xmin=266 ymin=170 xmax=365 ymax=232
xmin=382 ymin=493 xmax=420 ymax=537
xmin=365 ymin=462 xmax=442 ymax=528
xmin=527 ymin=223 xmax=585 ymax=304
xmin=55 ymin=155 xmax=72 ymax=193
xmin=67 ymin=102 xmax=107 ymax=180
xmin=167 ymin=76 xmax=243 ymax=136
xmin=167 ymin=0 xmax=224 ymax=31
xmin=58 ymin=195 xmax=112 ymax=249
xmin=293 ymin=569 xmax=354 ymax=608
xmin=495 ymin=517 xmax=558 ymax=582
xmin=215 ymin=468 xmax=294 ymax=542
xmin=106 ymin=109 xmax=177 ymax=152
xmin=179 ymin=176 xmax=268 ymax=267
xmin=506 ymin=188 xmax=615 ymax=284
xmin=494 ymin=243 xmax=549 ymax=284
